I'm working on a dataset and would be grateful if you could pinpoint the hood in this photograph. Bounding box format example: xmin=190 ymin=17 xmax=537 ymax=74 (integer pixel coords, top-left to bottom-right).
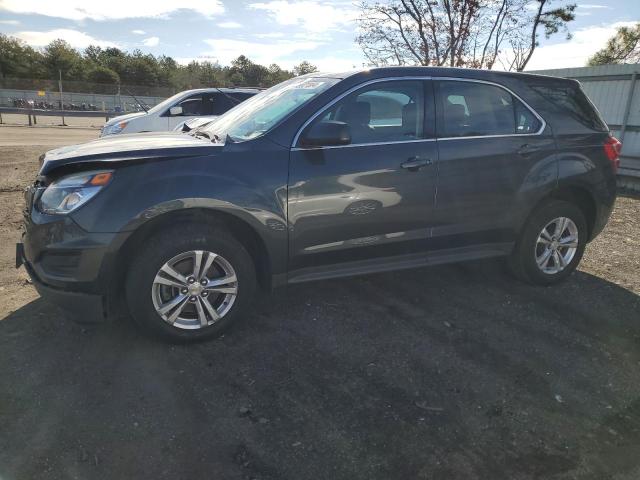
xmin=40 ymin=131 xmax=222 ymax=175
xmin=174 ymin=116 xmax=217 ymax=132
xmin=103 ymin=111 xmax=146 ymax=127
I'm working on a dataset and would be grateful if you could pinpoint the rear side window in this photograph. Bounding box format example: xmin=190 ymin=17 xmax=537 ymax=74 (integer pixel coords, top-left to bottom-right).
xmin=529 ymin=82 xmax=607 ymax=131
xmin=437 ymin=80 xmax=542 ymax=137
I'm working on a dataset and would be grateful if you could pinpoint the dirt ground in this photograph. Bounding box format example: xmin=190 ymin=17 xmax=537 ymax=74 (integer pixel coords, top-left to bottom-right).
xmin=1 ymin=124 xmax=639 ymax=480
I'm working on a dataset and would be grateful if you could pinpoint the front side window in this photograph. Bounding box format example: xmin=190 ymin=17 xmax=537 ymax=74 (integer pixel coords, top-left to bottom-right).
xmin=171 ymin=94 xmax=214 ymax=116
xmin=308 ymin=80 xmax=426 ymax=145
xmin=438 ymin=81 xmax=541 ymax=137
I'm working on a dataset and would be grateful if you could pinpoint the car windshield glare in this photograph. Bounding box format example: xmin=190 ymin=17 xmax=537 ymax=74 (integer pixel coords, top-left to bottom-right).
xmin=202 ymin=76 xmax=340 ymax=141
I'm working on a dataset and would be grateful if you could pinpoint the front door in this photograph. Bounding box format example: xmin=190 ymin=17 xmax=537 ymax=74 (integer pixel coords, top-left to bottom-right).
xmin=288 ymin=79 xmax=438 ymax=275
xmin=166 ymin=93 xmax=215 ymax=130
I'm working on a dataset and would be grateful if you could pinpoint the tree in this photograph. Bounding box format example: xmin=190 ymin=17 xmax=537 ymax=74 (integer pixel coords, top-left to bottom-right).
xmin=86 ymin=65 xmax=120 ymax=84
xmin=267 ymin=63 xmax=294 ymax=84
xmin=229 ymin=55 xmax=270 ymax=86
xmin=587 ymin=23 xmax=640 ymax=66
xmin=0 ymin=34 xmax=45 ymax=78
xmin=0 ymin=34 xmax=299 ymax=91
xmin=356 ymin=0 xmax=575 ymax=71
xmin=293 ymin=61 xmax=318 ymax=76
xmin=42 ymin=39 xmax=84 ymax=79
xmin=506 ymin=0 xmax=576 ymax=71
xmin=84 ymin=45 xmax=103 ymax=63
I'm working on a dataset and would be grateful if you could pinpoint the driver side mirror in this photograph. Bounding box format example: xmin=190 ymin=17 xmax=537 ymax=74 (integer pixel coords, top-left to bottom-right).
xmin=300 ymin=120 xmax=351 ymax=148
xmin=169 ymin=106 xmax=183 ymax=116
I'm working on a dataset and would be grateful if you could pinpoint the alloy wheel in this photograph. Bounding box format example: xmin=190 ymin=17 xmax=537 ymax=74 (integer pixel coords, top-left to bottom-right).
xmin=151 ymin=250 xmax=238 ymax=329
xmin=534 ymin=217 xmax=579 ymax=275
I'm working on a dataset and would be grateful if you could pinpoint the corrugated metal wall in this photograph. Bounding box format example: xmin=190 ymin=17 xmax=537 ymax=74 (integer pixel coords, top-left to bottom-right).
xmin=530 ymin=65 xmax=640 ymax=178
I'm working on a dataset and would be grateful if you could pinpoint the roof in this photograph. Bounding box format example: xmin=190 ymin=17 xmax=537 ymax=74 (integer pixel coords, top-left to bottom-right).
xmin=180 ymin=87 xmax=262 ymax=95
xmin=312 ymin=66 xmax=578 ymax=85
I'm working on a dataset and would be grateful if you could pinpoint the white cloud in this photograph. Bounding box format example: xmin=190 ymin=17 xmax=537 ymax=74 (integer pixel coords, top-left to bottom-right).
xmin=249 ymin=0 xmax=357 ymax=32
xmin=132 ymin=29 xmax=146 ymax=35
xmin=525 ymin=21 xmax=637 ymax=70
xmin=0 ymin=19 xmax=19 ymax=25
xmin=142 ymin=36 xmax=160 ymax=47
xmin=311 ymin=56 xmax=361 ymax=72
xmin=254 ymin=32 xmax=286 ymax=38
xmin=13 ymin=29 xmax=119 ymax=48
xmin=578 ymin=4 xmax=611 ymax=8
xmin=217 ymin=21 xmax=242 ymax=29
xmin=0 ymin=0 xmax=224 ymax=20
xmin=200 ymin=38 xmax=321 ymax=66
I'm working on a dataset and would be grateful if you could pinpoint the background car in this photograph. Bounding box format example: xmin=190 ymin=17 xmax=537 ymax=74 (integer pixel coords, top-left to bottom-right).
xmin=100 ymin=87 xmax=259 ymax=136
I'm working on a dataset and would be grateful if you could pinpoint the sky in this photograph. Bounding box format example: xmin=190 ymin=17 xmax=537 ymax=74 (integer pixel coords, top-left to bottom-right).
xmin=0 ymin=0 xmax=638 ymax=73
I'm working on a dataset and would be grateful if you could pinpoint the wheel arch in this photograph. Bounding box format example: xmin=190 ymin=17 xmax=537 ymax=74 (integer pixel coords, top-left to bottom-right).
xmin=109 ymin=207 xmax=275 ymax=315
xmin=521 ymin=184 xmax=598 ymax=241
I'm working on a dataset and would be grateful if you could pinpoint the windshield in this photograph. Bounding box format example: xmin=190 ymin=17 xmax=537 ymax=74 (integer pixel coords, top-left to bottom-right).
xmin=201 ymin=76 xmax=340 ymax=141
xmin=146 ymin=91 xmax=188 ymax=115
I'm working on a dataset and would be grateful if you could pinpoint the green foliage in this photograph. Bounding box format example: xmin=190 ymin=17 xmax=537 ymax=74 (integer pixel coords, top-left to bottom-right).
xmin=293 ymin=60 xmax=319 ymax=76
xmin=42 ymin=39 xmax=84 ymax=79
xmin=588 ymin=23 xmax=640 ymax=66
xmin=0 ymin=33 xmax=314 ymax=91
xmin=86 ymin=65 xmax=120 ymax=84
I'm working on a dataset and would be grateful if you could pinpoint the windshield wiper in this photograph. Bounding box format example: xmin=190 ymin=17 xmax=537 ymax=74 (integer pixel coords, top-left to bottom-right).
xmin=192 ymin=130 xmax=211 ymax=140
xmin=191 ymin=129 xmax=226 ymax=144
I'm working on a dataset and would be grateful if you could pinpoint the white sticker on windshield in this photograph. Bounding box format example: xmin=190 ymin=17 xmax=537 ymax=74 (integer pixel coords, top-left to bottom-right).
xmin=295 ymin=80 xmax=327 ymax=89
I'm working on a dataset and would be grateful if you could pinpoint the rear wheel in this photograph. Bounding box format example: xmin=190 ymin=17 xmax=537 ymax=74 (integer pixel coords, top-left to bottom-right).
xmin=125 ymin=225 xmax=256 ymax=342
xmin=509 ymin=200 xmax=587 ymax=285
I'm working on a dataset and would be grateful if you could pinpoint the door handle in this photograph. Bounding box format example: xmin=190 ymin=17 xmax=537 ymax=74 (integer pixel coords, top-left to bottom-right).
xmin=401 ymin=157 xmax=432 ymax=171
xmin=516 ymin=144 xmax=539 ymax=156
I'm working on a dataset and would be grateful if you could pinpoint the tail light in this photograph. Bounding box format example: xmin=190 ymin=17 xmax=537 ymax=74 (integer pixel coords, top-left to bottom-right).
xmin=604 ymin=136 xmax=622 ymax=173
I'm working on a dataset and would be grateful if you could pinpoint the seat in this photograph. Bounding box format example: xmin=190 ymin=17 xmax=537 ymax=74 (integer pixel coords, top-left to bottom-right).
xmin=401 ymin=102 xmax=418 ymax=137
xmin=336 ymin=101 xmax=373 ymax=143
xmin=444 ymin=102 xmax=468 ymax=136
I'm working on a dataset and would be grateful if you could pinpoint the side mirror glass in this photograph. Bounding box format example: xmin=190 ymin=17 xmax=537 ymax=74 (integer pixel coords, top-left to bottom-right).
xmin=300 ymin=120 xmax=351 ymax=148
xmin=169 ymin=106 xmax=183 ymax=116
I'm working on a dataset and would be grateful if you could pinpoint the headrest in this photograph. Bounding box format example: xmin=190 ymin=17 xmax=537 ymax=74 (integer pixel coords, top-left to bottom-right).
xmin=402 ymin=102 xmax=417 ymax=129
xmin=338 ymin=101 xmax=371 ymax=125
xmin=447 ymin=103 xmax=466 ymax=120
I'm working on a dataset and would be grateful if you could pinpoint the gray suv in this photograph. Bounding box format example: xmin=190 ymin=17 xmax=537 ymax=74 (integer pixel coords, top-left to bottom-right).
xmin=17 ymin=67 xmax=619 ymax=342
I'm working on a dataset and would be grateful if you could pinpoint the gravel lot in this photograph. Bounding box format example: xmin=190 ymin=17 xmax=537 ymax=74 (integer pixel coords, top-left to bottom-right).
xmin=1 ymin=124 xmax=639 ymax=480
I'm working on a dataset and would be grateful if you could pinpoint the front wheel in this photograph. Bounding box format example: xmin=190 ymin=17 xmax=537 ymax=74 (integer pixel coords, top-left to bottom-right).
xmin=125 ymin=225 xmax=256 ymax=342
xmin=509 ymin=200 xmax=587 ymax=285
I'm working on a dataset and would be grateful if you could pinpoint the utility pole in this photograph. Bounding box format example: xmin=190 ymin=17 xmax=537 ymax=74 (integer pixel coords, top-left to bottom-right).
xmin=58 ymin=69 xmax=66 ymax=126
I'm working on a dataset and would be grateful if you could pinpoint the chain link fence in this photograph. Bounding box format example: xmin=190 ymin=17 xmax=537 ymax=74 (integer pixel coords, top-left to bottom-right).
xmin=0 ymin=77 xmax=170 ymax=113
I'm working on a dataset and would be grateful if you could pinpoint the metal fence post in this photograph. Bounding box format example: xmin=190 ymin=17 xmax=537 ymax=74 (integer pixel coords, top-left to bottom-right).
xmin=620 ymin=72 xmax=638 ymax=144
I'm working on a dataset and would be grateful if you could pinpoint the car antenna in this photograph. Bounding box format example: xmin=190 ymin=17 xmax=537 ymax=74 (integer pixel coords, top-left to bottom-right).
xmin=212 ymin=87 xmax=243 ymax=106
xmin=125 ymin=88 xmax=149 ymax=113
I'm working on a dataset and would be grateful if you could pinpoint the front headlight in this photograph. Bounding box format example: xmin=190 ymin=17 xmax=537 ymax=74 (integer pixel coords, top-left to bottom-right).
xmin=102 ymin=120 xmax=128 ymax=136
xmin=37 ymin=170 xmax=114 ymax=215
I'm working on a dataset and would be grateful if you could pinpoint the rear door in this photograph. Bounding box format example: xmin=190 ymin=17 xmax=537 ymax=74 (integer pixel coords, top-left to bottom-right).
xmin=288 ymin=79 xmax=438 ymax=274
xmin=431 ymin=79 xmax=556 ymax=251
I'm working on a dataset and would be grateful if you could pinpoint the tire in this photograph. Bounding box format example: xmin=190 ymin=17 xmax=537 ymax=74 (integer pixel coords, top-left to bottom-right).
xmin=125 ymin=224 xmax=256 ymax=342
xmin=508 ymin=199 xmax=587 ymax=285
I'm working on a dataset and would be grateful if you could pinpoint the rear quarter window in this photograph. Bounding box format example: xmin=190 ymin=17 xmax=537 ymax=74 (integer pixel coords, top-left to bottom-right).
xmin=529 ymin=82 xmax=607 ymax=132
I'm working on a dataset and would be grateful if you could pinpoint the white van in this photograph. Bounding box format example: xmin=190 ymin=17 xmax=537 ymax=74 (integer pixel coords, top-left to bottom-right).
xmin=100 ymin=87 xmax=259 ymax=136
